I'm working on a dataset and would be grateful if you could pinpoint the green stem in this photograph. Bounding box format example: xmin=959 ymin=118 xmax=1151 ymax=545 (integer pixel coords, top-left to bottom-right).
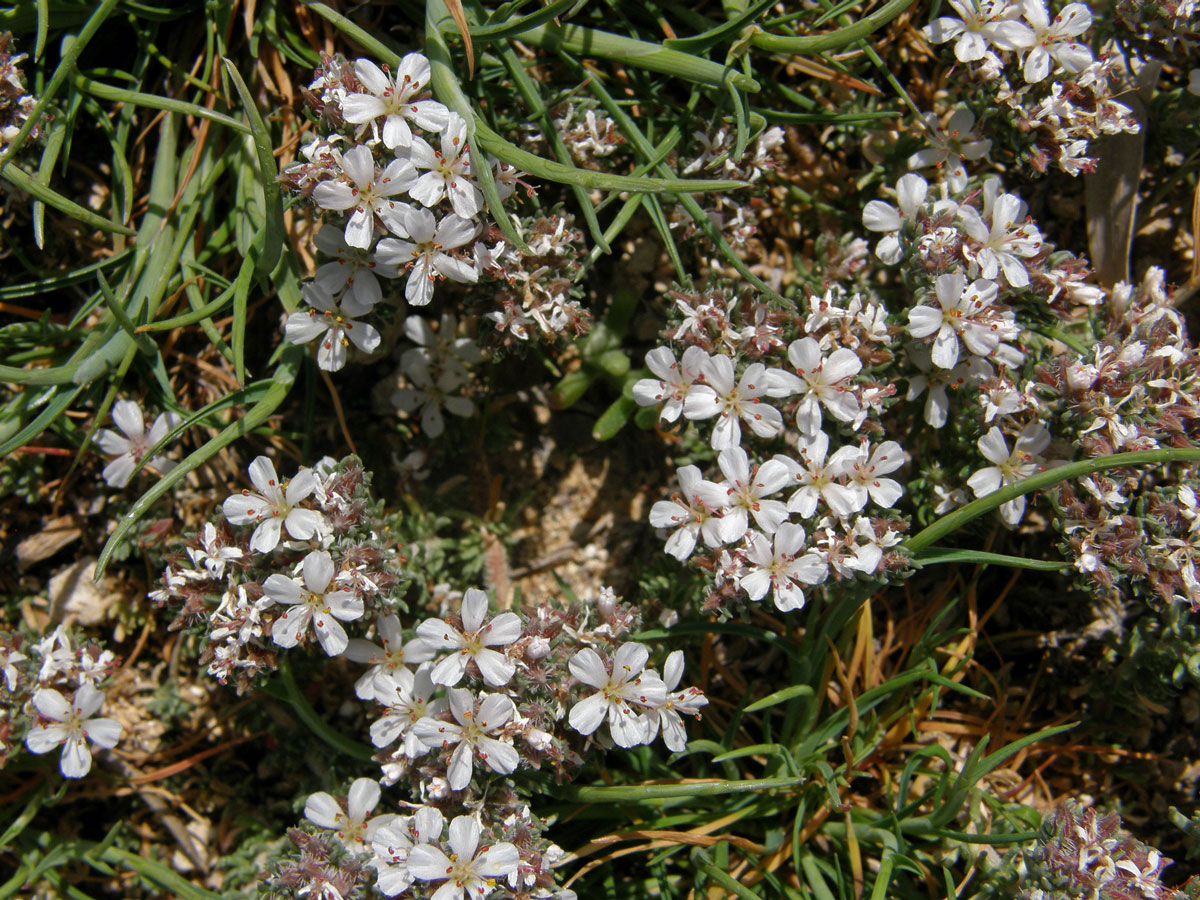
xmin=911 ymin=548 xmax=1069 ymax=572
xmin=905 ymin=448 xmax=1200 ymax=555
xmin=750 ymin=0 xmax=916 ymax=53
xmin=559 ymin=775 xmax=803 ymax=802
xmin=274 ymin=654 xmax=375 ymax=762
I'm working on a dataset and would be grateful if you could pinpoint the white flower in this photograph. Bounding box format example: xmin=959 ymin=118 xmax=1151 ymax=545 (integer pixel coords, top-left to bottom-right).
xmin=403 ymin=313 xmax=482 ymax=372
xmin=312 ymin=224 xmax=398 ymax=310
xmin=922 ymin=0 xmax=1033 ymax=64
xmin=739 ymin=523 xmax=828 ymax=612
xmin=1 ymin=644 xmax=25 ymax=692
xmin=304 ymin=777 xmax=396 ymax=851
xmin=392 ymin=352 xmax=474 ymax=438
xmin=643 ymin=651 xmax=708 ymax=752
xmin=568 ymin=643 xmax=667 ymax=748
xmin=966 ymin=423 xmax=1052 ymax=525
xmin=632 ymin=345 xmax=709 ymax=423
xmin=408 ymin=112 xmax=484 ymax=219
xmin=222 ymin=456 xmax=327 ymax=553
xmin=264 ymin=550 xmax=364 ymax=656
xmin=906 ymin=345 xmax=991 ymax=428
xmin=311 ymin=144 xmax=416 ymax=249
xmin=372 ymin=806 xmax=446 ymax=897
xmin=25 ymin=683 xmax=122 ymax=778
xmin=775 ymin=337 xmax=862 ymax=437
xmin=907 ymin=108 xmax=992 ymax=192
xmin=682 ymin=355 xmax=785 ymax=449
xmin=415 ymin=588 xmax=522 ymax=687
xmin=842 ymin=439 xmax=906 ymax=509
xmin=186 ymin=522 xmax=243 ymax=579
xmin=649 ymin=464 xmax=730 ymax=561
xmin=957 ymin=192 xmax=1042 ymax=287
xmin=406 ymin=815 xmax=520 ymax=900
xmin=862 ymin=174 xmax=928 ymax=264
xmin=94 ymin=399 xmax=182 ymax=488
xmin=376 ymin=206 xmax=478 ymax=307
xmin=413 ymin=689 xmax=519 ymax=790
xmin=907 ymin=272 xmax=1016 ymax=369
xmin=779 ymin=433 xmax=862 ymax=519
xmin=716 ymin=446 xmax=791 ymax=539
xmin=345 ymin=614 xmax=436 ymax=700
xmin=285 ymin=282 xmax=382 ymax=372
xmin=341 ymin=55 xmax=450 ymax=149
xmin=371 ymin=667 xmax=447 ymax=757
xmin=1019 ymin=0 xmax=1092 ymax=83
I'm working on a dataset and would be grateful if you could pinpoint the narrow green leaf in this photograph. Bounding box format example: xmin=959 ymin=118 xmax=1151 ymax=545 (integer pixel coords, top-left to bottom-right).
xmin=663 ymin=0 xmax=779 ymax=52
xmin=560 ymin=775 xmax=803 ymax=802
xmin=75 ymin=75 xmax=252 ymax=134
xmin=745 ymin=684 xmax=814 ymax=713
xmin=470 ymin=0 xmax=576 ymax=40
xmin=0 ymin=385 xmax=85 ymax=457
xmin=0 ymin=162 xmax=135 ymax=235
xmin=905 ymin=448 xmax=1200 ymax=554
xmin=912 ymin=548 xmax=1068 ymax=572
xmin=752 ymin=0 xmax=916 ymax=53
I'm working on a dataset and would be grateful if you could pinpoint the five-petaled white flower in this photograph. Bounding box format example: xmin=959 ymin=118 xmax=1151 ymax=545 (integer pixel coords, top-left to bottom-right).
xmin=371 ymin=667 xmax=447 ymax=757
xmin=285 ymin=281 xmax=382 ymax=372
xmin=406 ymin=815 xmax=520 ymax=900
xmin=376 ymin=206 xmax=478 ymax=307
xmin=265 ymin=550 xmax=364 ymax=656
xmin=392 ymin=351 xmax=475 ymax=438
xmin=922 ymin=0 xmax=1033 ymax=64
xmin=304 ymin=777 xmax=397 ymax=851
xmin=862 ymin=173 xmax=930 ymax=264
xmin=312 ymin=224 xmax=397 ymax=310
xmin=372 ymin=806 xmax=447 ymax=897
xmin=345 ymin=614 xmax=436 ymax=700
xmin=1019 ymin=0 xmax=1092 ymax=83
xmin=94 ymin=399 xmax=182 ymax=488
xmin=341 ymin=55 xmax=450 ymax=149
xmin=958 ymin=192 xmax=1042 ymax=288
xmin=739 ymin=522 xmax=829 ymax=612
xmin=648 ymin=464 xmax=730 ymax=561
xmin=682 ymin=355 xmax=785 ymax=449
xmin=773 ymin=338 xmax=862 ymax=437
xmin=416 ymin=588 xmax=522 ymax=687
xmin=642 ymin=650 xmax=709 ymax=752
xmin=907 ymin=271 xmax=1016 ymax=369
xmin=966 ymin=423 xmax=1052 ymax=526
xmin=25 ymin=683 xmax=122 ymax=778
xmin=716 ymin=446 xmax=791 ymax=539
xmin=568 ymin=643 xmax=667 ymax=748
xmin=312 ymin=144 xmax=416 ymax=249
xmin=413 ymin=689 xmax=519 ymax=790
xmin=223 ymin=456 xmax=327 ymax=553
xmin=632 ymin=345 xmax=709 ymax=423
xmin=408 ymin=112 xmax=484 ymax=219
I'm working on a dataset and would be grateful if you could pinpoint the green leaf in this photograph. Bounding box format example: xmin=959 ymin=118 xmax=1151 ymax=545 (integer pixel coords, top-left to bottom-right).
xmin=745 ymin=684 xmax=814 ymax=713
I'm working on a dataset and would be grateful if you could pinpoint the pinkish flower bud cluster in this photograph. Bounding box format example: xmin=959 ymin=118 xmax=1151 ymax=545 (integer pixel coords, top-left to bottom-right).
xmin=0 ymin=32 xmax=37 ymax=149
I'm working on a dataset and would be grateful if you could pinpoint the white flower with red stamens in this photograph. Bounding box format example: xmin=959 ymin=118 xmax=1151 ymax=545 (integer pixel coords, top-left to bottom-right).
xmin=415 ymin=588 xmax=522 ymax=687
xmin=642 ymin=651 xmax=709 ymax=752
xmin=408 ymin=112 xmax=484 ymax=219
xmin=94 ymin=399 xmax=181 ymax=488
xmin=633 ymin=345 xmax=710 ymax=423
xmin=649 ymin=464 xmax=730 ymax=560
xmin=345 ymin=614 xmax=436 ymax=701
xmin=341 ymin=55 xmax=450 ymax=149
xmin=966 ymin=423 xmax=1052 ymax=525
xmin=304 ymin=778 xmax=397 ymax=851
xmin=312 ymin=224 xmax=397 ymax=310
xmin=285 ymin=282 xmax=382 ymax=372
xmin=739 ymin=523 xmax=828 ymax=612
xmin=311 ymin=144 xmax=416 ymax=249
xmin=682 ymin=355 xmax=785 ymax=449
xmin=774 ymin=337 xmax=862 ymax=437
xmin=406 ymin=815 xmax=520 ymax=900
xmin=25 ymin=683 xmax=122 ymax=778
xmin=375 ymin=206 xmax=478 ymax=307
xmin=412 ymin=689 xmax=519 ymax=790
xmin=371 ymin=667 xmax=447 ymax=758
xmin=568 ymin=643 xmax=667 ymax=748
xmin=264 ymin=550 xmax=364 ymax=656
xmin=222 ymin=457 xmax=327 ymax=553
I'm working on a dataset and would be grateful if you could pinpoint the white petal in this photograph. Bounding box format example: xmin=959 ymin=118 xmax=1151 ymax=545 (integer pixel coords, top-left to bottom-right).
xmin=305 ymin=791 xmax=343 ymax=829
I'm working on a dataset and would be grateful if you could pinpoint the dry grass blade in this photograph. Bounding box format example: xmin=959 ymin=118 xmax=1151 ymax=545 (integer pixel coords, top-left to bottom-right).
xmin=444 ymin=0 xmax=476 ymax=79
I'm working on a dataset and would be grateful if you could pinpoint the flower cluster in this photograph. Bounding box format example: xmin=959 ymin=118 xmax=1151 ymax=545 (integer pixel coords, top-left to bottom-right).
xmin=0 ymin=32 xmax=37 ymax=148
xmin=1 ymin=625 xmax=123 ymax=778
xmin=920 ymin=0 xmax=1141 ymax=176
xmin=634 ymin=285 xmax=908 ymax=613
xmin=281 ymin=53 xmax=525 ymax=371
